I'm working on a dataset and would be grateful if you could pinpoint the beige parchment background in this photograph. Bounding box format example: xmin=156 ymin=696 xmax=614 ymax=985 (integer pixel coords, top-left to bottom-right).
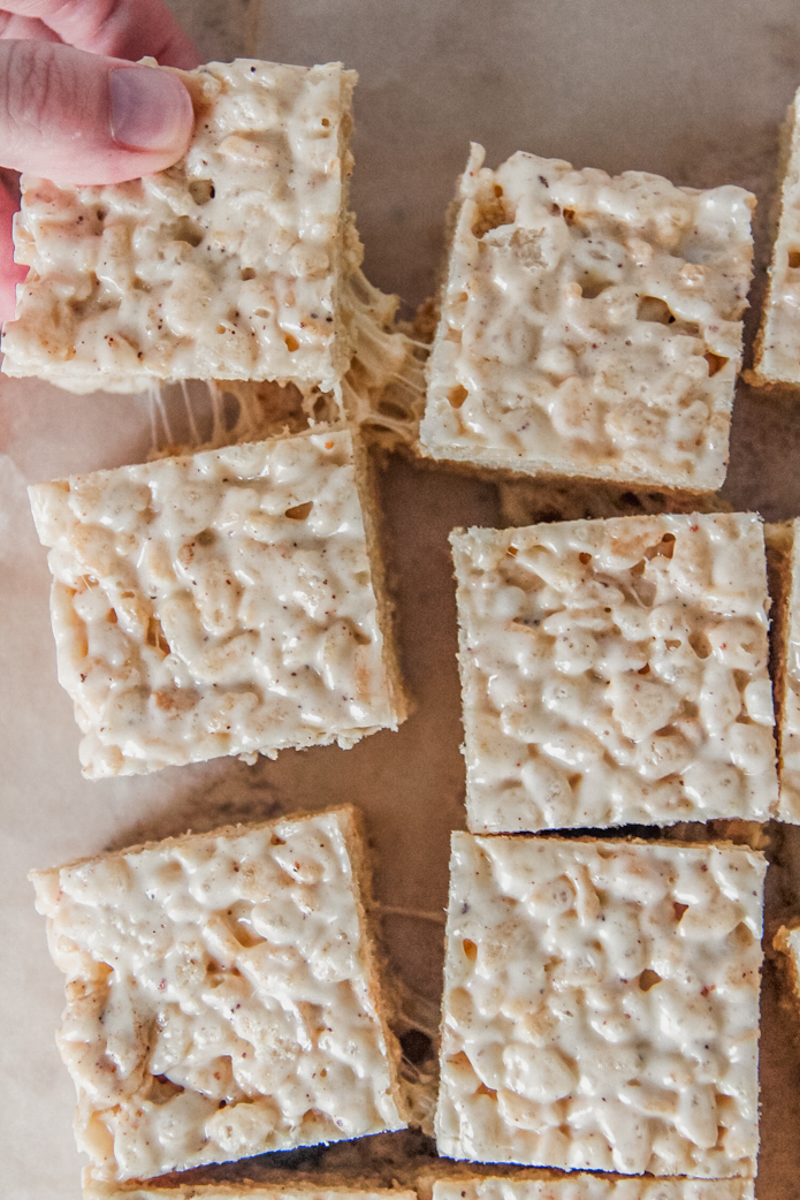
xmin=3 ymin=2 xmax=800 ymax=1196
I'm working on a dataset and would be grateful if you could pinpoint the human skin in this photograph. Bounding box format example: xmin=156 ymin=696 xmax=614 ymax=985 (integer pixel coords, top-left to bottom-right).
xmin=0 ymin=0 xmax=200 ymax=320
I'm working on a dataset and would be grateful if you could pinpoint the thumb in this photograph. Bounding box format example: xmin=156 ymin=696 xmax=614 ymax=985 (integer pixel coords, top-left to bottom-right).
xmin=0 ymin=40 xmax=194 ymax=185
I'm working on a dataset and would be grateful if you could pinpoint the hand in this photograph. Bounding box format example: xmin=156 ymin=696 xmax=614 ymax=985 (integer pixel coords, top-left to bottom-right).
xmin=0 ymin=0 xmax=200 ymax=321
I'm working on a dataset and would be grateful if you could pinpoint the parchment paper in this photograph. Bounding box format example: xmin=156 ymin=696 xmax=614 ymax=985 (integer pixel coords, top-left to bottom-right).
xmin=4 ymin=2 xmax=800 ymax=1196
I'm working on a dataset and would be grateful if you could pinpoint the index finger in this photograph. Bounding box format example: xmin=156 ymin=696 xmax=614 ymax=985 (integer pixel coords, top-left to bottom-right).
xmin=0 ymin=0 xmax=199 ymax=67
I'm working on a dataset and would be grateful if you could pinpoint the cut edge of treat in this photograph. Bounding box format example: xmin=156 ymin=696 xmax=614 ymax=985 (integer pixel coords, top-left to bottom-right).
xmin=348 ymin=427 xmax=410 ymax=732
xmin=750 ymin=90 xmax=800 ymax=389
xmin=766 ymin=519 xmax=800 ymax=821
xmin=84 ymin=1185 xmax=418 ymax=1200
xmin=426 ymin=1172 xmax=755 ymax=1200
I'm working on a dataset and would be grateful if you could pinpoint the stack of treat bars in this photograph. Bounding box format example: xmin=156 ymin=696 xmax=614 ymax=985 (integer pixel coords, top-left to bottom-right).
xmin=9 ymin=52 xmax=800 ymax=1200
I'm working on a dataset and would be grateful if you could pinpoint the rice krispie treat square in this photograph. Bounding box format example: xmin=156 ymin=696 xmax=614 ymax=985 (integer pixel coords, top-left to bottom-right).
xmin=29 ymin=428 xmax=405 ymax=779
xmin=433 ymin=1176 xmax=754 ymax=1200
xmin=765 ymin=520 xmax=800 ymax=821
xmin=436 ymin=834 xmax=766 ymax=1178
xmin=420 ymin=145 xmax=755 ymax=490
xmin=451 ymin=512 xmax=777 ymax=833
xmin=752 ymin=88 xmax=800 ymax=383
xmin=2 ymin=59 xmax=361 ymax=394
xmin=31 ymin=807 xmax=408 ymax=1182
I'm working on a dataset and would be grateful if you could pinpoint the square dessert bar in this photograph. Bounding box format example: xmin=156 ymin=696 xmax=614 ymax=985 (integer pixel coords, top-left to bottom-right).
xmin=29 ymin=427 xmax=405 ymax=778
xmin=436 ymin=834 xmax=766 ymax=1178
xmin=2 ymin=60 xmax=360 ymax=394
xmin=420 ymin=145 xmax=755 ymax=490
xmin=451 ymin=512 xmax=778 ymax=833
xmin=765 ymin=520 xmax=800 ymax=820
xmin=433 ymin=1177 xmax=754 ymax=1200
xmin=31 ymin=807 xmax=408 ymax=1182
xmin=752 ymin=87 xmax=800 ymax=383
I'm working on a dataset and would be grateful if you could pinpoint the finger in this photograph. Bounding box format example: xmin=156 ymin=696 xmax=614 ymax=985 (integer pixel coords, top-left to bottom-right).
xmin=0 ymin=11 xmax=62 ymax=41
xmin=0 ymin=40 xmax=194 ymax=183
xmin=0 ymin=0 xmax=198 ymax=68
xmin=0 ymin=171 xmax=25 ymax=321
